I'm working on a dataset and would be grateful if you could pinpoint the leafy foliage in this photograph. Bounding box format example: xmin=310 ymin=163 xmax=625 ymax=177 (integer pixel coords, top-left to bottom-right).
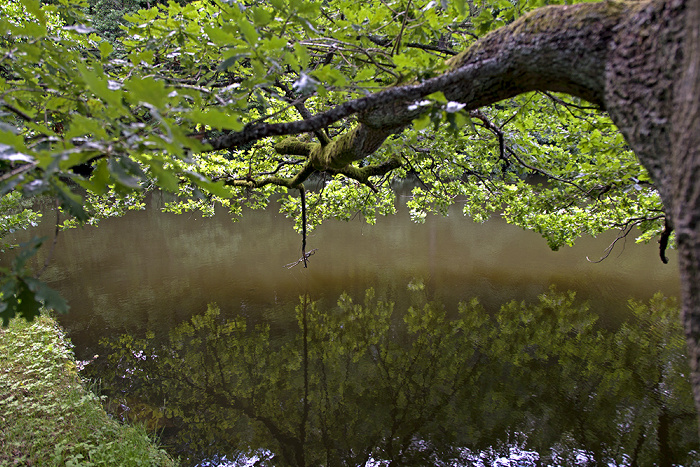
xmin=0 ymin=191 xmax=41 ymax=247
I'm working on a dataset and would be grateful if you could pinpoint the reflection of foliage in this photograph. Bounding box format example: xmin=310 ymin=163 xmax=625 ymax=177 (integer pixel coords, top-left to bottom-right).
xmin=91 ymin=289 xmax=699 ymax=466
xmin=483 ymin=291 xmax=698 ymax=465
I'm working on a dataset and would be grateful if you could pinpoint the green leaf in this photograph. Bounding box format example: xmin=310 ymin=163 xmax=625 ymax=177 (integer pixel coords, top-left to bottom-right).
xmin=76 ymin=63 xmax=125 ymax=114
xmin=149 ymin=160 xmax=180 ymax=193
xmin=185 ymin=172 xmax=232 ymax=198
xmin=129 ymin=49 xmax=155 ymax=66
xmin=99 ymin=41 xmax=113 ymax=62
xmin=355 ymin=68 xmax=375 ymax=81
xmin=65 ymin=114 xmax=108 ymax=140
xmin=313 ymin=65 xmax=347 ymax=86
xmin=86 ymin=159 xmax=111 ymax=195
xmin=413 ymin=113 xmax=431 ymax=131
xmin=125 ymin=77 xmax=169 ymax=109
xmin=204 ymin=26 xmax=238 ymax=47
xmin=269 ymin=0 xmax=285 ymax=10
xmin=239 ymin=21 xmax=258 ymax=44
xmin=108 ymin=158 xmax=145 ymax=190
xmin=24 ymin=277 xmax=70 ymax=314
xmin=293 ymin=42 xmax=309 ymax=69
xmin=393 ymin=53 xmax=416 ymax=70
xmin=426 ymin=91 xmax=448 ymax=103
xmin=217 ymin=54 xmax=241 ymax=71
xmin=190 ymin=109 xmax=243 ymax=131
xmin=20 ymin=0 xmax=46 ymax=27
xmin=15 ymin=280 xmax=41 ymax=322
xmin=52 ymin=181 xmax=88 ymax=221
xmin=252 ymin=7 xmax=272 ymax=26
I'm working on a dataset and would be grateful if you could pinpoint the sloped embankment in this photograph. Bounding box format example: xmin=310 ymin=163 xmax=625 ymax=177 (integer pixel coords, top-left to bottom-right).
xmin=0 ymin=315 xmax=175 ymax=466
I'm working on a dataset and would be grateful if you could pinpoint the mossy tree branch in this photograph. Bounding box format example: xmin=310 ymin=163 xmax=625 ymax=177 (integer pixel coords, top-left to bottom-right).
xmin=211 ymin=0 xmax=626 ymax=192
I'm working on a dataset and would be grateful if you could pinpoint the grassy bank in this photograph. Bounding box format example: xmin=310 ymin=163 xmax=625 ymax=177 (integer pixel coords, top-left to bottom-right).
xmin=0 ymin=315 xmax=176 ymax=466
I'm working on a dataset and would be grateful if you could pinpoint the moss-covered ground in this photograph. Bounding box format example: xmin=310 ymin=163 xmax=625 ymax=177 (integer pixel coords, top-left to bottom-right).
xmin=0 ymin=315 xmax=176 ymax=466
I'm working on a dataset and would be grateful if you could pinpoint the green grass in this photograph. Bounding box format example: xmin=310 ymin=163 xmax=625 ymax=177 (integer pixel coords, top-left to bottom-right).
xmin=0 ymin=315 xmax=176 ymax=466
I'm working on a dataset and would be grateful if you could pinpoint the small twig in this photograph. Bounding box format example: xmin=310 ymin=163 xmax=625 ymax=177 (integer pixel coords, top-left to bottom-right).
xmin=587 ymin=221 xmax=644 ymax=263
xmin=257 ymin=159 xmax=305 ymax=176
xmin=0 ymin=161 xmax=38 ymax=184
xmin=405 ymin=42 xmax=457 ymax=56
xmin=392 ymin=0 xmax=413 ymax=56
xmin=285 ymin=249 xmax=318 ymax=269
xmin=499 ymin=93 xmax=537 ymax=128
xmin=470 ymin=110 xmax=588 ymax=194
xmin=541 ymin=91 xmax=600 ymax=111
xmin=1 ymin=99 xmax=34 ymax=122
xmin=275 ymin=81 xmax=332 ymax=146
xmin=377 ymin=0 xmax=399 ymax=15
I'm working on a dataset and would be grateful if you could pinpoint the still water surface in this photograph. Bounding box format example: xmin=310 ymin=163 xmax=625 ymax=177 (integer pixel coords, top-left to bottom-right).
xmin=20 ymin=194 xmax=699 ymax=465
xmin=33 ymin=193 xmax=680 ymax=352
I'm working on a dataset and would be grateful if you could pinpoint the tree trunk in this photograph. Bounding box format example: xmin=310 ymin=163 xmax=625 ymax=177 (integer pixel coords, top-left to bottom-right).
xmin=606 ymin=0 xmax=700 ymax=430
xmin=671 ymin=0 xmax=700 ymax=428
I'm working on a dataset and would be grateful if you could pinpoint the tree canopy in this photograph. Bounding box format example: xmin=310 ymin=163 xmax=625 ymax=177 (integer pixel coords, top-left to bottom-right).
xmin=2 ymin=0 xmax=700 ymax=428
xmin=0 ymin=0 xmax=667 ymax=315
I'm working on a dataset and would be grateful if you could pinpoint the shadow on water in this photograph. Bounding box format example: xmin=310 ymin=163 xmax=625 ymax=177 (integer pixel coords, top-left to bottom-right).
xmin=87 ymin=288 xmax=699 ymax=466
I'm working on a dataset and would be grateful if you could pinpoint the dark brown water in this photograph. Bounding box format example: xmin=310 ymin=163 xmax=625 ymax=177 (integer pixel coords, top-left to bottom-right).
xmin=19 ymin=193 xmax=678 ymax=355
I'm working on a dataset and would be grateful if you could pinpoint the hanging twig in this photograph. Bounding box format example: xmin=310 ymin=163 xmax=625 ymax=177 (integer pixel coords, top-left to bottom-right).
xmin=301 ymin=185 xmax=308 ymax=267
xmin=586 ymin=215 xmax=665 ymax=263
xmin=285 ymin=185 xmax=318 ymax=269
xmin=586 ymin=223 xmax=634 ymax=263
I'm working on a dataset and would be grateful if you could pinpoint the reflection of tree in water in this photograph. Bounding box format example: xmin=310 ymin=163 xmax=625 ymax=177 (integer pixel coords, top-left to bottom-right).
xmin=90 ymin=288 xmax=699 ymax=466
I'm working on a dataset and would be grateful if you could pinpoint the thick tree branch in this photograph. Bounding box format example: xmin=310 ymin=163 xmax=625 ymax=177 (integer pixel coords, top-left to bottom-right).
xmin=274 ymin=138 xmax=314 ymax=156
xmin=207 ymin=1 xmax=624 ymax=182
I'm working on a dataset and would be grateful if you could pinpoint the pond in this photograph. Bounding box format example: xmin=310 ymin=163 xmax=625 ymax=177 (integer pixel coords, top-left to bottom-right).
xmin=13 ymin=193 xmax=700 ymax=466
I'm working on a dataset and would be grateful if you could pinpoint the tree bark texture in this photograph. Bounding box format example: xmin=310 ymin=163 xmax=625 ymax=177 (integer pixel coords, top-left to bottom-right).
xmin=671 ymin=0 xmax=700 ymax=425
xmin=605 ymin=0 xmax=700 ymax=426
